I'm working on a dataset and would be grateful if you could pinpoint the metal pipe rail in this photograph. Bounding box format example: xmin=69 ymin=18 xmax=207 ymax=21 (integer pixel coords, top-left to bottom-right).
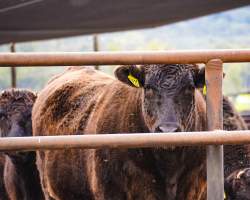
xmin=206 ymin=59 xmax=224 ymax=199
xmin=0 ymin=130 xmax=250 ymax=152
xmin=0 ymin=49 xmax=250 ymax=66
xmin=0 ymin=49 xmax=249 ymax=200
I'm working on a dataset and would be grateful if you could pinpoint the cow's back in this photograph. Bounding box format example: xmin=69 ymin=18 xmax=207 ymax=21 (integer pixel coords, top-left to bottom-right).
xmin=33 ymin=67 xmax=113 ymax=199
xmin=33 ymin=67 xmax=114 ymax=136
xmin=33 ymin=67 xmax=147 ymax=199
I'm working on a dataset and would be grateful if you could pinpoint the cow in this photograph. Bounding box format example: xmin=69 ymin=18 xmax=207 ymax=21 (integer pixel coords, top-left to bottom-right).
xmin=0 ymin=89 xmax=44 ymax=200
xmin=32 ymin=65 xmax=207 ymax=200
xmin=201 ymin=81 xmax=250 ymax=199
xmin=223 ymin=96 xmax=250 ymax=200
xmin=0 ymin=155 xmax=8 ymax=200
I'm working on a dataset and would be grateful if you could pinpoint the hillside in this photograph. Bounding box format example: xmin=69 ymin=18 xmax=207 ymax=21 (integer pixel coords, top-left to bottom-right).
xmin=0 ymin=5 xmax=249 ymax=94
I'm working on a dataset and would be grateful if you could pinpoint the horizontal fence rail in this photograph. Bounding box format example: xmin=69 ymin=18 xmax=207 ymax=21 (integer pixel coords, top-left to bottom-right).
xmin=0 ymin=49 xmax=249 ymax=200
xmin=0 ymin=130 xmax=250 ymax=152
xmin=0 ymin=49 xmax=250 ymax=66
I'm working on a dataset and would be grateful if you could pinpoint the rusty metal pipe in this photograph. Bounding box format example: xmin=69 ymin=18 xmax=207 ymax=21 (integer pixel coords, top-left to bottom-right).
xmin=0 ymin=49 xmax=250 ymax=66
xmin=93 ymin=34 xmax=100 ymax=70
xmin=0 ymin=131 xmax=250 ymax=152
xmin=206 ymin=59 xmax=224 ymax=200
xmin=10 ymin=43 xmax=17 ymax=88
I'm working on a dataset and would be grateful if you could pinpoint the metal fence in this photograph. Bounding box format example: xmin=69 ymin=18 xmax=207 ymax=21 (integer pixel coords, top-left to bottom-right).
xmin=1 ymin=49 xmax=250 ymax=200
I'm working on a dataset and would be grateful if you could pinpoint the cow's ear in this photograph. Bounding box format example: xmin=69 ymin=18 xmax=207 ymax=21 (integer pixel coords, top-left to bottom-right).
xmin=193 ymin=66 xmax=205 ymax=88
xmin=114 ymin=65 xmax=144 ymax=88
xmin=193 ymin=66 xmax=226 ymax=89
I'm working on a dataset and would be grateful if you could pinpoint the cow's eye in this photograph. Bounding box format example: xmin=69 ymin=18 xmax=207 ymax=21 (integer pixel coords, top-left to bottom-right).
xmin=145 ymin=85 xmax=155 ymax=96
xmin=144 ymin=85 xmax=151 ymax=90
xmin=0 ymin=113 xmax=7 ymax=121
xmin=184 ymin=85 xmax=194 ymax=95
xmin=145 ymin=85 xmax=158 ymax=91
xmin=145 ymin=85 xmax=151 ymax=91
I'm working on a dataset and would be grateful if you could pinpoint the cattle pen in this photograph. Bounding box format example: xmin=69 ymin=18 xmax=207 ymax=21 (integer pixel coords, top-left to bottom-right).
xmin=1 ymin=49 xmax=250 ymax=200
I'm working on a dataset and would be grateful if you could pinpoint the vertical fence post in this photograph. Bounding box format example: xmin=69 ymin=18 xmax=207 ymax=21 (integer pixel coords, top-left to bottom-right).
xmin=10 ymin=43 xmax=17 ymax=88
xmin=93 ymin=34 xmax=99 ymax=70
xmin=206 ymin=59 xmax=224 ymax=200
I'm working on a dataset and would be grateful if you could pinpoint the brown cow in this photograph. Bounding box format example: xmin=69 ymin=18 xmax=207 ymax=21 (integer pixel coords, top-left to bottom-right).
xmin=0 ymin=89 xmax=44 ymax=200
xmin=223 ymin=96 xmax=250 ymax=200
xmin=0 ymin=155 xmax=8 ymax=200
xmin=33 ymin=65 xmax=207 ymax=200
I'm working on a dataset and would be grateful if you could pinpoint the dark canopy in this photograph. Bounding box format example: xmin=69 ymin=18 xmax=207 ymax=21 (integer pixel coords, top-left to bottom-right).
xmin=0 ymin=0 xmax=249 ymax=44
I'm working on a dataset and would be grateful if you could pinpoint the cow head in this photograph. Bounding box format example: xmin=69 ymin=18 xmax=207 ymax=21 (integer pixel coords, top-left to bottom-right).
xmin=115 ymin=64 xmax=205 ymax=133
xmin=225 ymin=168 xmax=250 ymax=200
xmin=0 ymin=89 xmax=36 ymax=161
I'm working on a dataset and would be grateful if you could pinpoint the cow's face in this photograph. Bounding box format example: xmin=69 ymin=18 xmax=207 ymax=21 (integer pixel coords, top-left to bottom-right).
xmin=115 ymin=64 xmax=205 ymax=133
xmin=0 ymin=89 xmax=36 ymax=139
xmin=225 ymin=168 xmax=250 ymax=200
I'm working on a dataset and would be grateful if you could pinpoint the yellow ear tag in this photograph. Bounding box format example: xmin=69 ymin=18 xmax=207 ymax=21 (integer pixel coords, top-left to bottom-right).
xmin=224 ymin=192 xmax=226 ymax=199
xmin=128 ymin=74 xmax=140 ymax=88
xmin=203 ymin=85 xmax=207 ymax=96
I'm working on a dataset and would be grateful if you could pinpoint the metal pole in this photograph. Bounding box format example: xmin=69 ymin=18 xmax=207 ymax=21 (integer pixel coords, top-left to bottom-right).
xmin=206 ymin=59 xmax=224 ymax=200
xmin=0 ymin=49 xmax=250 ymax=66
xmin=0 ymin=130 xmax=249 ymax=152
xmin=93 ymin=34 xmax=99 ymax=70
xmin=10 ymin=43 xmax=17 ymax=87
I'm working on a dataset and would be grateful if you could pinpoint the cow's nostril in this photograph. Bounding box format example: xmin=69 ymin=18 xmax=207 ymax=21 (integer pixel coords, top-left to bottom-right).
xmin=174 ymin=127 xmax=181 ymax=132
xmin=155 ymin=124 xmax=181 ymax=133
xmin=155 ymin=126 xmax=163 ymax=133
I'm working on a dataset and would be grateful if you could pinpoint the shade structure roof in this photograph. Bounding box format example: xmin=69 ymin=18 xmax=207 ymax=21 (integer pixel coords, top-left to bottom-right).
xmin=0 ymin=0 xmax=249 ymax=44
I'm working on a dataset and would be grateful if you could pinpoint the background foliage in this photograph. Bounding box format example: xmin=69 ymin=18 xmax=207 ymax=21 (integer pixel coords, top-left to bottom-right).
xmin=0 ymin=6 xmax=249 ymax=96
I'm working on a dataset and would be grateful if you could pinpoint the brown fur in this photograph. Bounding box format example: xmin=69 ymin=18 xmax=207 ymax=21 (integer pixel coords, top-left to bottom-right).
xmin=224 ymin=96 xmax=249 ymax=176
xmin=0 ymin=89 xmax=44 ymax=200
xmin=223 ymin=96 xmax=250 ymax=200
xmin=33 ymin=66 xmax=207 ymax=200
xmin=0 ymin=155 xmax=8 ymax=200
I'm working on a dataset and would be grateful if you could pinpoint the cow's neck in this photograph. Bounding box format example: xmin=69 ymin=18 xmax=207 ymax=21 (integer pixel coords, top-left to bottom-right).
xmin=125 ymin=87 xmax=149 ymax=133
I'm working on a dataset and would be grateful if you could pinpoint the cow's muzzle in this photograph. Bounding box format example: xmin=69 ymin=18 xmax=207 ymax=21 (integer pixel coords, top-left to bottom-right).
xmin=155 ymin=123 xmax=181 ymax=133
